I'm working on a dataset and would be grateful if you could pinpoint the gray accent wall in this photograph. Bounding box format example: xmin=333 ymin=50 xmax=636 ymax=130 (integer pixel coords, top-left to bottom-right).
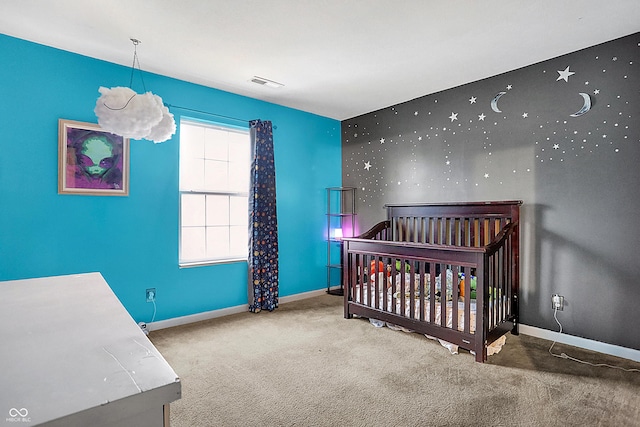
xmin=341 ymin=33 xmax=640 ymax=351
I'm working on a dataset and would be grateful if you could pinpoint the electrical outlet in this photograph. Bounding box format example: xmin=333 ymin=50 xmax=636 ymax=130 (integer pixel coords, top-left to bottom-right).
xmin=146 ymin=288 xmax=156 ymax=303
xmin=552 ymin=294 xmax=564 ymax=311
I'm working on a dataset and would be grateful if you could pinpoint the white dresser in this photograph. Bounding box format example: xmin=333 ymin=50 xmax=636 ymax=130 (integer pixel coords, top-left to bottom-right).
xmin=0 ymin=272 xmax=181 ymax=426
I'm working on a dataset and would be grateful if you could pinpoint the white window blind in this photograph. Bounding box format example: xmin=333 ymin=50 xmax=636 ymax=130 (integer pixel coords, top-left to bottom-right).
xmin=179 ymin=120 xmax=250 ymax=265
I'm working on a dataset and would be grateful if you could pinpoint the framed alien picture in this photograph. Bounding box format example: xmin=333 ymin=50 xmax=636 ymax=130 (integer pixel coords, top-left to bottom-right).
xmin=58 ymin=119 xmax=129 ymax=196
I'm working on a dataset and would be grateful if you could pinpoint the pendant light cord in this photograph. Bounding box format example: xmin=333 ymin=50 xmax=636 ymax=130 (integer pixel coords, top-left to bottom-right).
xmin=129 ymin=38 xmax=147 ymax=93
xmin=102 ymin=39 xmax=146 ymax=111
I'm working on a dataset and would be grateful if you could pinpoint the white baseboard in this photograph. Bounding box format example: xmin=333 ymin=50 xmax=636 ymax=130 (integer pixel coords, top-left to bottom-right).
xmin=147 ymin=304 xmax=247 ymax=331
xmin=280 ymin=288 xmax=330 ymax=304
xmin=519 ymin=324 xmax=640 ymax=363
xmin=147 ymin=288 xmax=330 ymax=332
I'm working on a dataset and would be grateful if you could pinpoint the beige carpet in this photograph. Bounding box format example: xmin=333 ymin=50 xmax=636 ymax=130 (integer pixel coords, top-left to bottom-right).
xmin=150 ymin=294 xmax=640 ymax=427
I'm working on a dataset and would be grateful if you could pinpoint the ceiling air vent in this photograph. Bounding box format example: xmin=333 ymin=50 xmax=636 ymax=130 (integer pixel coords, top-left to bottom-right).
xmin=250 ymin=76 xmax=284 ymax=88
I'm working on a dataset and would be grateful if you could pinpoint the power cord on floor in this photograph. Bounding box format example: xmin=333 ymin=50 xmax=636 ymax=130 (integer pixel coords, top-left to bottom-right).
xmin=549 ymin=307 xmax=640 ymax=372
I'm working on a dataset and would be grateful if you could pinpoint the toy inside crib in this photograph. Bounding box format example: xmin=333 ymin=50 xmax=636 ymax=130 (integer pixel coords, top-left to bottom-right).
xmin=367 ymin=264 xmax=478 ymax=302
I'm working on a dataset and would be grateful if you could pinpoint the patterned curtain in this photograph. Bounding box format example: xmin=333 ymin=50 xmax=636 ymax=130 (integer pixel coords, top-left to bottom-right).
xmin=248 ymin=120 xmax=279 ymax=312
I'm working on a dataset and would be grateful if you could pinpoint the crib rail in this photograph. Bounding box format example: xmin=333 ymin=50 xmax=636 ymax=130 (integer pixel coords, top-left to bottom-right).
xmin=385 ymin=201 xmax=520 ymax=246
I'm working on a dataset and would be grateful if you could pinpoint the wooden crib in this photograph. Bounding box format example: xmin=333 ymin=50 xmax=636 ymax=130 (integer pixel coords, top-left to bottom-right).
xmin=342 ymin=201 xmax=522 ymax=362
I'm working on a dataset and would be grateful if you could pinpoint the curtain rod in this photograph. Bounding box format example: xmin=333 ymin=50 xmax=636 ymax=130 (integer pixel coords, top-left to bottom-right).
xmin=165 ymin=104 xmax=277 ymax=129
xmin=164 ymin=103 xmax=251 ymax=124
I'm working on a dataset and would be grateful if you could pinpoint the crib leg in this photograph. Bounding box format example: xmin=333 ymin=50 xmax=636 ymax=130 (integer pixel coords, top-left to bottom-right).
xmin=344 ymin=300 xmax=353 ymax=319
xmin=475 ymin=337 xmax=487 ymax=362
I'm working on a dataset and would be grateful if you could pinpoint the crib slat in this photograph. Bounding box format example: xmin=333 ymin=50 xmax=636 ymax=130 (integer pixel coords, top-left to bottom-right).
xmin=501 ymin=247 xmax=505 ymax=324
xmin=399 ymin=260 xmax=406 ymax=317
xmin=430 ymin=217 xmax=435 ymax=244
xmin=429 ymin=262 xmax=436 ymax=324
xmin=381 ymin=256 xmax=388 ymax=311
xmin=493 ymin=251 xmax=498 ymax=329
xmin=492 ymin=218 xmax=496 ymax=239
xmin=496 ymin=249 xmax=501 ymax=329
xmin=408 ymin=259 xmax=416 ymax=319
xmin=351 ymin=253 xmax=357 ymax=303
xmin=361 ymin=254 xmax=365 ymax=304
xmin=499 ymin=245 xmax=505 ymax=323
xmin=439 ymin=263 xmax=446 ymax=328
xmin=441 ymin=218 xmax=446 ymax=245
xmin=463 ymin=218 xmax=468 ymax=246
xmin=466 ymin=268 xmax=473 ymax=336
xmin=381 ymin=257 xmax=388 ymax=313
xmin=451 ymin=265 xmax=459 ymax=332
xmin=500 ymin=244 xmax=506 ymax=324
xmin=502 ymin=239 xmax=508 ymax=323
xmin=374 ymin=256 xmax=380 ymax=310
xmin=471 ymin=218 xmax=477 ymax=246
xmin=505 ymin=233 xmax=512 ymax=319
xmin=390 ymin=257 xmax=397 ymax=313
xmin=419 ymin=260 xmax=426 ymax=322
xmin=462 ymin=218 xmax=468 ymax=247
xmin=463 ymin=266 xmax=471 ymax=334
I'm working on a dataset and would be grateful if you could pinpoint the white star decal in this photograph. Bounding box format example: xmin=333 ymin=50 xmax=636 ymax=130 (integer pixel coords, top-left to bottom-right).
xmin=469 ymin=96 xmax=477 ymax=104
xmin=522 ymin=112 xmax=528 ymax=118
xmin=553 ymin=144 xmax=559 ymax=149
xmin=364 ymin=161 xmax=371 ymax=171
xmin=594 ymin=89 xmax=600 ymax=95
xmin=446 ymin=160 xmax=451 ymax=165
xmin=380 ymin=138 xmax=385 ymax=144
xmin=506 ymin=85 xmax=512 ymax=90
xmin=484 ymin=173 xmax=489 ymax=178
xmin=449 ymin=112 xmax=458 ymax=122
xmin=414 ymin=111 xmax=419 ymax=116
xmin=478 ymin=113 xmax=486 ymax=121
xmin=556 ymin=66 xmax=575 ymax=82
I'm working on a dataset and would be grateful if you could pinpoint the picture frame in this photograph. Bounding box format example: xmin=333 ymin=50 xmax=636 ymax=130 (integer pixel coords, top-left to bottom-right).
xmin=58 ymin=119 xmax=129 ymax=196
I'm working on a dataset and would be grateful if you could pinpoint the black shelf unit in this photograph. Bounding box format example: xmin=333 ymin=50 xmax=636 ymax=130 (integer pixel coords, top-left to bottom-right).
xmin=326 ymin=187 xmax=356 ymax=296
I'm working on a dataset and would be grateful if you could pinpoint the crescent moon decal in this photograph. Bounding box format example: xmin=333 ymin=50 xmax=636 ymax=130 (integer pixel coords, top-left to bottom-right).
xmin=570 ymin=92 xmax=592 ymax=117
xmin=490 ymin=91 xmax=506 ymax=113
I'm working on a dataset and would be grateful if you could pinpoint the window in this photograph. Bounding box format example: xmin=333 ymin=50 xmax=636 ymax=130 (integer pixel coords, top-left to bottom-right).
xmin=179 ymin=120 xmax=250 ymax=266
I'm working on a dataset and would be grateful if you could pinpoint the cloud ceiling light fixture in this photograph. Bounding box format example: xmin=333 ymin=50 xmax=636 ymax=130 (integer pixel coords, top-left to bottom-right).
xmin=94 ymin=38 xmax=176 ymax=143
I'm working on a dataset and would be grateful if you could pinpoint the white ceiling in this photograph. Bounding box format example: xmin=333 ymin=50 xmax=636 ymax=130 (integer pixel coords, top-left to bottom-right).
xmin=1 ymin=1 xmax=639 ymax=120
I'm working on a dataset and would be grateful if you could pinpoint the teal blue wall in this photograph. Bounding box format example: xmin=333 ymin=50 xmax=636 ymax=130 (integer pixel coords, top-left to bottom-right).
xmin=0 ymin=34 xmax=341 ymax=323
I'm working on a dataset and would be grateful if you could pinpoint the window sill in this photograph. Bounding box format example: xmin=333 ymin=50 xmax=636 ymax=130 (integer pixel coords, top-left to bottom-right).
xmin=179 ymin=258 xmax=248 ymax=268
